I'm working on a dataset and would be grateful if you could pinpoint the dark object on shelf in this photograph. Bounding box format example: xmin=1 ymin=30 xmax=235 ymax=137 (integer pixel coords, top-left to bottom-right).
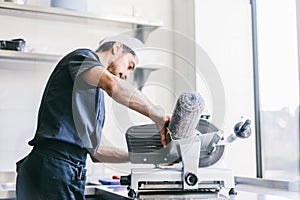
xmin=0 ymin=38 xmax=26 ymax=51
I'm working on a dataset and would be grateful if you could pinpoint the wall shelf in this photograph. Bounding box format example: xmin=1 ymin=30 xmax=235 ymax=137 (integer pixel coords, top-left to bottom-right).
xmin=0 ymin=2 xmax=163 ymax=27
xmin=0 ymin=50 xmax=160 ymax=71
xmin=0 ymin=50 xmax=62 ymax=62
xmin=0 ymin=50 xmax=159 ymax=90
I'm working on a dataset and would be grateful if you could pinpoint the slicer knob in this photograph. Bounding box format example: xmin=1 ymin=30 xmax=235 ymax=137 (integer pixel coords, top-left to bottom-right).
xmin=120 ymin=175 xmax=131 ymax=185
xmin=128 ymin=188 xmax=136 ymax=198
xmin=185 ymin=172 xmax=198 ymax=186
xmin=234 ymin=119 xmax=251 ymax=138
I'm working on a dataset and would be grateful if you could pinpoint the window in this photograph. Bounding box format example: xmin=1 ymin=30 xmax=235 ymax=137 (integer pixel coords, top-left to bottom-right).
xmin=255 ymin=0 xmax=300 ymax=181
xmin=195 ymin=0 xmax=300 ymax=182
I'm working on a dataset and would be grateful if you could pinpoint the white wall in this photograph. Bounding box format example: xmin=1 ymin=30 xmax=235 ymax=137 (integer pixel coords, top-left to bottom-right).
xmin=0 ymin=0 xmax=257 ymax=181
xmin=0 ymin=0 xmax=174 ymax=179
xmin=195 ymin=0 xmax=256 ymax=177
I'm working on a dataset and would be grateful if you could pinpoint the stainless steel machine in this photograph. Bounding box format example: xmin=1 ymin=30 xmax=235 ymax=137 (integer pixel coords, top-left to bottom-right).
xmin=121 ymin=92 xmax=251 ymax=199
xmin=120 ymin=118 xmax=251 ymax=199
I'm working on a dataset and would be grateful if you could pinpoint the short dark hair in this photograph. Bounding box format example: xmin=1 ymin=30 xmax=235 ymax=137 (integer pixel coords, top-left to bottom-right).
xmin=96 ymin=41 xmax=136 ymax=57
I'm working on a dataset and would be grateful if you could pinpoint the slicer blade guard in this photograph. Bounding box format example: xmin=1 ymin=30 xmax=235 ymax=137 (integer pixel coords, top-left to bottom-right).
xmin=126 ymin=119 xmax=225 ymax=167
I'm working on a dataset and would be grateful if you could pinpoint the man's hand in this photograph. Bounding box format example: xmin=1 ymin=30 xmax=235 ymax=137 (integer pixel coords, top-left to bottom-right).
xmin=154 ymin=114 xmax=171 ymax=148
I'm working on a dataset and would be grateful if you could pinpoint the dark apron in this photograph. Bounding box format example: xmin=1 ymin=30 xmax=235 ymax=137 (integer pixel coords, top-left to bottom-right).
xmin=16 ymin=140 xmax=88 ymax=200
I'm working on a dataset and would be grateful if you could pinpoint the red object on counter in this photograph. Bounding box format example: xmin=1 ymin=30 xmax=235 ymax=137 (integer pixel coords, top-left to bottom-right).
xmin=112 ymin=175 xmax=120 ymax=180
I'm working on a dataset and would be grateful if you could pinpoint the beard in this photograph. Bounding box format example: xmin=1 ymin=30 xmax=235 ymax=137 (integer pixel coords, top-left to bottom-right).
xmin=107 ymin=62 xmax=119 ymax=76
xmin=106 ymin=62 xmax=129 ymax=80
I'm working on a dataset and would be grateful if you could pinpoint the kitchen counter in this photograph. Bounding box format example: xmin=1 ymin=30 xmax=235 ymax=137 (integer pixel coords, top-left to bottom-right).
xmin=85 ymin=185 xmax=130 ymax=200
xmin=84 ymin=184 xmax=300 ymax=200
xmin=1 ymin=182 xmax=299 ymax=199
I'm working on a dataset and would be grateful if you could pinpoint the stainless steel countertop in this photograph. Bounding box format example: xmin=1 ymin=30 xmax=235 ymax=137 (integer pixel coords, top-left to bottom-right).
xmin=87 ymin=184 xmax=300 ymax=200
xmin=1 ymin=181 xmax=299 ymax=200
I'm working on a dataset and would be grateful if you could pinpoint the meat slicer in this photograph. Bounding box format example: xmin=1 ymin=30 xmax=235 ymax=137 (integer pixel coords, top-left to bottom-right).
xmin=120 ymin=118 xmax=251 ymax=199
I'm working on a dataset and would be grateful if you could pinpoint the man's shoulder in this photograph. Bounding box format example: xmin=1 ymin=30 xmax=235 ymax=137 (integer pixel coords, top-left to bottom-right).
xmin=71 ymin=48 xmax=97 ymax=57
xmin=58 ymin=48 xmax=99 ymax=63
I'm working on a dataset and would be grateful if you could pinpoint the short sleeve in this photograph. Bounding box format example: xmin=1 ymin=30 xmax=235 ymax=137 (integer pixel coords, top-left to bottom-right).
xmin=68 ymin=49 xmax=102 ymax=80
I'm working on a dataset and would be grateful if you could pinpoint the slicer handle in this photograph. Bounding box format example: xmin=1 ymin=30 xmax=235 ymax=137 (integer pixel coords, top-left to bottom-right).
xmin=240 ymin=119 xmax=251 ymax=132
xmin=234 ymin=119 xmax=251 ymax=138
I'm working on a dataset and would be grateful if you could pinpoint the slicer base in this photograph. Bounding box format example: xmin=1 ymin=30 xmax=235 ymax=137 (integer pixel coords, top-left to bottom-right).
xmin=125 ymin=167 xmax=235 ymax=198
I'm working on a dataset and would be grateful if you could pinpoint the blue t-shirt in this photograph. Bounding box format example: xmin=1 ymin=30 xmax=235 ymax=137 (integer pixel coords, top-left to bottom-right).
xmin=29 ymin=49 xmax=105 ymax=155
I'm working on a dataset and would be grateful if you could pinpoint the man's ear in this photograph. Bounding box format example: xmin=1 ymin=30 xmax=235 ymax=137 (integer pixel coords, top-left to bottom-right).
xmin=112 ymin=42 xmax=123 ymax=55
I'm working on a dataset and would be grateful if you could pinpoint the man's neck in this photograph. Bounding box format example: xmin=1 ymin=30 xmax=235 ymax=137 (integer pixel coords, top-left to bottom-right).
xmin=95 ymin=51 xmax=112 ymax=68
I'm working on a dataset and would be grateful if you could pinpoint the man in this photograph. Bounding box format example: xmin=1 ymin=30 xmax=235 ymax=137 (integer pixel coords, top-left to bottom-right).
xmin=16 ymin=34 xmax=170 ymax=199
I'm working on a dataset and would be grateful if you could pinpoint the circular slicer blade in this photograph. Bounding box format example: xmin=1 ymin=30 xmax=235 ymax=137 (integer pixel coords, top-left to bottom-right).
xmin=196 ymin=119 xmax=225 ymax=168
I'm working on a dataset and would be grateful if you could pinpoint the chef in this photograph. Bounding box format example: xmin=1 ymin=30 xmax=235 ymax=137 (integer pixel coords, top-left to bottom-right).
xmin=16 ymin=34 xmax=170 ymax=200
